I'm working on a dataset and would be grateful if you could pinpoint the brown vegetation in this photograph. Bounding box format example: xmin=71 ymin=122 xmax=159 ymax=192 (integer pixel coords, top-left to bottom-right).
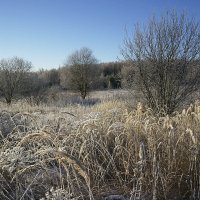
xmin=0 ymin=97 xmax=199 ymax=199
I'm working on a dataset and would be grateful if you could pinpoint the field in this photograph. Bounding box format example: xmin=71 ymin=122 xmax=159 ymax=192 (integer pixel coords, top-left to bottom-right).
xmin=0 ymin=90 xmax=199 ymax=200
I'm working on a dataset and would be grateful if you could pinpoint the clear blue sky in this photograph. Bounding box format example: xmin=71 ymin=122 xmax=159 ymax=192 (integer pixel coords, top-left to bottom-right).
xmin=0 ymin=0 xmax=199 ymax=70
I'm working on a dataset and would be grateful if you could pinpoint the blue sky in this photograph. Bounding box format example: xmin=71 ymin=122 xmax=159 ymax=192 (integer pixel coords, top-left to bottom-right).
xmin=0 ymin=0 xmax=199 ymax=70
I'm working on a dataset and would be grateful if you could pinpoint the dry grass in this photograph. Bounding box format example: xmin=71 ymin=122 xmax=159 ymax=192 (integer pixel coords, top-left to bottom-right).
xmin=0 ymin=97 xmax=199 ymax=199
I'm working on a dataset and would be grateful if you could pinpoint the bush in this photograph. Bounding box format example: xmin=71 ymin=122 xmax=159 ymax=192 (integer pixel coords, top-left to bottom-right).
xmin=122 ymin=11 xmax=200 ymax=114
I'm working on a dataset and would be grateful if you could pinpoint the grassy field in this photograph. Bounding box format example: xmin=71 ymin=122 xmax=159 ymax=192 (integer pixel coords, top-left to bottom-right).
xmin=0 ymin=90 xmax=199 ymax=200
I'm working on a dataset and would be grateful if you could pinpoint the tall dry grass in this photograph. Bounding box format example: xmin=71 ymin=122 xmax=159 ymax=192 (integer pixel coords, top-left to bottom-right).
xmin=0 ymin=99 xmax=199 ymax=199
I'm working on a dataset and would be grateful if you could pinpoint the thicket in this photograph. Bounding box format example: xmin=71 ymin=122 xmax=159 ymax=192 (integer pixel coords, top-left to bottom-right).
xmin=122 ymin=11 xmax=200 ymax=114
xmin=0 ymin=60 xmax=123 ymax=104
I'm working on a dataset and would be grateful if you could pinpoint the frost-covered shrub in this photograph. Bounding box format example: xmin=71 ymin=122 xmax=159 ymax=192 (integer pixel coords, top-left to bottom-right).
xmin=40 ymin=187 xmax=78 ymax=200
xmin=0 ymin=112 xmax=15 ymax=136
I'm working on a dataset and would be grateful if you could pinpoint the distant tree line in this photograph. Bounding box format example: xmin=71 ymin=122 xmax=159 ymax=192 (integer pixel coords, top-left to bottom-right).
xmin=0 ymin=50 xmax=124 ymax=104
xmin=0 ymin=11 xmax=199 ymax=115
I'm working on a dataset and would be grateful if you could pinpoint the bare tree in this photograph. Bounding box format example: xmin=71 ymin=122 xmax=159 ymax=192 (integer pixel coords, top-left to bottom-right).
xmin=67 ymin=47 xmax=98 ymax=99
xmin=0 ymin=57 xmax=32 ymax=104
xmin=122 ymin=11 xmax=200 ymax=114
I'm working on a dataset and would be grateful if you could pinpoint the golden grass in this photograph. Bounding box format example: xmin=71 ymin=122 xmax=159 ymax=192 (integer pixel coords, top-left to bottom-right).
xmin=0 ymin=99 xmax=199 ymax=199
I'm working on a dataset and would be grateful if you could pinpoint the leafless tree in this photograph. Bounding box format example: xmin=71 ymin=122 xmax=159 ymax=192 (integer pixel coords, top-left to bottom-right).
xmin=0 ymin=57 xmax=32 ymax=104
xmin=67 ymin=47 xmax=98 ymax=99
xmin=122 ymin=11 xmax=200 ymax=114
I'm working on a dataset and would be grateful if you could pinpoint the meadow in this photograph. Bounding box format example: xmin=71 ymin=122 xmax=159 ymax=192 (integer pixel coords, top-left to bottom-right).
xmin=0 ymin=90 xmax=199 ymax=200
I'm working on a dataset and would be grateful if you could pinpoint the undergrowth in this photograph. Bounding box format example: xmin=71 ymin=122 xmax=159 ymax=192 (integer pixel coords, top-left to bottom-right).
xmin=0 ymin=100 xmax=199 ymax=199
